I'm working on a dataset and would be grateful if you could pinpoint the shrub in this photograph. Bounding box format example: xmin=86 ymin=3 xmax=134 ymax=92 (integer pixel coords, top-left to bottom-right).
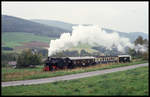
xmin=16 ymin=49 xmax=42 ymax=68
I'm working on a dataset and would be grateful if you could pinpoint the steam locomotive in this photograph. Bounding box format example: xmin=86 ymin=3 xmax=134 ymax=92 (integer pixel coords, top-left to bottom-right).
xmin=43 ymin=55 xmax=131 ymax=71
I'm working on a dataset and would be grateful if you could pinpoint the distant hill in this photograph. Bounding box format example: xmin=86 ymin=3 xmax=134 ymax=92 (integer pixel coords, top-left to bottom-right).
xmin=2 ymin=15 xmax=70 ymax=37
xmin=30 ymin=19 xmax=148 ymax=42
xmin=2 ymin=15 xmax=148 ymax=42
xmin=2 ymin=15 xmax=148 ymax=54
xmin=31 ymin=19 xmax=74 ymax=31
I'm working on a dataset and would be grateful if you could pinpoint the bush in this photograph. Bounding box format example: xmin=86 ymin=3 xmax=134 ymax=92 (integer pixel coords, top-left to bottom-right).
xmin=16 ymin=49 xmax=42 ymax=68
xmin=142 ymin=52 xmax=149 ymax=60
xmin=1 ymin=52 xmax=18 ymax=67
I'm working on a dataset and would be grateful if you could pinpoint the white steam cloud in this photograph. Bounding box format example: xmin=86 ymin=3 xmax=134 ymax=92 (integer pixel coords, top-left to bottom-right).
xmin=48 ymin=25 xmax=135 ymax=56
xmin=134 ymin=44 xmax=148 ymax=53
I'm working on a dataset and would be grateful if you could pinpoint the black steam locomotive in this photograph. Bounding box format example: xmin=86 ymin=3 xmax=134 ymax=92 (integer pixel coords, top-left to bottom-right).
xmin=43 ymin=55 xmax=131 ymax=71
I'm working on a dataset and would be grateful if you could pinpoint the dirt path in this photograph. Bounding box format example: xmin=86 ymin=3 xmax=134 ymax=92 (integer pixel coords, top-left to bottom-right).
xmin=2 ymin=63 xmax=148 ymax=87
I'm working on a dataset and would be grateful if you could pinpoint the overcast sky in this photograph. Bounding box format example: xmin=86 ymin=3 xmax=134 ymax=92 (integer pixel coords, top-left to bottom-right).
xmin=2 ymin=1 xmax=149 ymax=33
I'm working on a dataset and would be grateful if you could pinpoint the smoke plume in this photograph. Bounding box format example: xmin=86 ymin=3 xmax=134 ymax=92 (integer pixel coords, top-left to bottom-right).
xmin=48 ymin=25 xmax=135 ymax=56
xmin=134 ymin=44 xmax=148 ymax=53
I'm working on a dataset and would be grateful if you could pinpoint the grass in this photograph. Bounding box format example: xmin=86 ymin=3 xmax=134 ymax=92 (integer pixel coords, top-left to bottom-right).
xmin=1 ymin=50 xmax=17 ymax=53
xmin=2 ymin=32 xmax=56 ymax=48
xmin=2 ymin=59 xmax=148 ymax=82
xmin=2 ymin=32 xmax=97 ymax=53
xmin=2 ymin=66 xmax=149 ymax=96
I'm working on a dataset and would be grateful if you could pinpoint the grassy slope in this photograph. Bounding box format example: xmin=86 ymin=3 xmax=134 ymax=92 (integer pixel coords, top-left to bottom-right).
xmin=2 ymin=32 xmax=55 ymax=48
xmin=2 ymin=32 xmax=97 ymax=53
xmin=2 ymin=59 xmax=148 ymax=82
xmin=2 ymin=66 xmax=148 ymax=96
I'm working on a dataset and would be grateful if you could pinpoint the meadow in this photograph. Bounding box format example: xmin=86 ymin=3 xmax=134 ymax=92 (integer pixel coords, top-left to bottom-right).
xmin=2 ymin=59 xmax=148 ymax=82
xmin=2 ymin=32 xmax=97 ymax=53
xmin=2 ymin=66 xmax=148 ymax=96
xmin=2 ymin=32 xmax=54 ymax=48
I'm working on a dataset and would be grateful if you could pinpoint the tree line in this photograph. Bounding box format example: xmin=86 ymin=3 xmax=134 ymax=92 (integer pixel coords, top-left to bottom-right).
xmin=128 ymin=36 xmax=148 ymax=60
xmin=2 ymin=49 xmax=43 ymax=68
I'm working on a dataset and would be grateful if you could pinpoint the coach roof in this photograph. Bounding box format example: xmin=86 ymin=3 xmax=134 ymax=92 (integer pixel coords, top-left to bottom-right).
xmin=118 ymin=55 xmax=131 ymax=57
xmin=68 ymin=56 xmax=95 ymax=60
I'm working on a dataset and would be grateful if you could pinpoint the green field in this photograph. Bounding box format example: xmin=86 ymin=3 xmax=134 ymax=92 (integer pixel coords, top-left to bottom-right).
xmin=2 ymin=32 xmax=55 ymax=48
xmin=2 ymin=59 xmax=148 ymax=82
xmin=2 ymin=32 xmax=97 ymax=53
xmin=2 ymin=66 xmax=148 ymax=96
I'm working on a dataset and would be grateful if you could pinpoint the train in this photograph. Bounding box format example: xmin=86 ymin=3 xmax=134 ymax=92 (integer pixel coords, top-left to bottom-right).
xmin=43 ymin=55 xmax=131 ymax=71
